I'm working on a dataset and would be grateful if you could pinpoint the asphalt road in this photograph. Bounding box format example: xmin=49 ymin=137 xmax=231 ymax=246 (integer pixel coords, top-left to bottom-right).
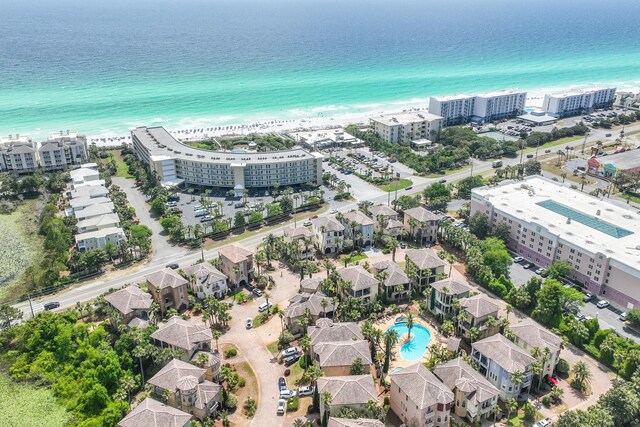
xmin=17 ymin=122 xmax=640 ymax=319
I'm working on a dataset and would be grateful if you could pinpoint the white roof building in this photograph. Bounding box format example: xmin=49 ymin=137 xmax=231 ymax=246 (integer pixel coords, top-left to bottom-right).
xmin=370 ymin=111 xmax=443 ymax=144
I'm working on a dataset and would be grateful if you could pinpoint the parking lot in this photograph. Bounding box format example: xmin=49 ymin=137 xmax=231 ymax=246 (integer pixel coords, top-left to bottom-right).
xmin=509 ymin=257 xmax=538 ymax=287
xmin=580 ymin=298 xmax=640 ymax=342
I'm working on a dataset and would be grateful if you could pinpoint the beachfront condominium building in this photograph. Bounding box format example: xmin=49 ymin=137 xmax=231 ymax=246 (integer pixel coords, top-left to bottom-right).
xmin=542 ymin=87 xmax=616 ymax=118
xmin=131 ymin=126 xmax=323 ymax=191
xmin=428 ymin=90 xmax=527 ymax=126
xmin=369 ymin=112 xmax=443 ymax=144
xmin=471 ymin=176 xmax=640 ymax=309
xmin=0 ymin=135 xmax=39 ymax=174
xmin=38 ymin=131 xmax=88 ymax=171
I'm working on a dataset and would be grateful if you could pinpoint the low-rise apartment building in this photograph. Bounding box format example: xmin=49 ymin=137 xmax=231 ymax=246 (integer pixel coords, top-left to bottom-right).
xmin=312 ymin=216 xmax=345 ymax=255
xmin=542 ymin=87 xmax=616 ymax=117
xmin=0 ymin=135 xmax=39 ymax=173
xmin=145 ymin=268 xmax=190 ymax=313
xmin=75 ymin=227 xmax=126 ymax=252
xmin=314 ymin=340 xmax=372 ymax=376
xmin=471 ymin=334 xmax=535 ymax=401
xmin=131 ymin=126 xmax=323 ymax=189
xmin=390 ymin=363 xmax=454 ymax=427
xmin=509 ymin=319 xmax=562 ymax=378
xmin=403 ymin=207 xmax=440 ymax=245
xmin=38 ymin=131 xmax=88 ymax=171
xmin=433 ymin=357 xmax=500 ymax=423
xmin=217 ymin=244 xmax=254 ymax=288
xmin=308 ymin=319 xmax=364 ymax=353
xmin=370 ymin=112 xmax=443 ymax=144
xmin=471 ymin=176 xmax=640 ymax=309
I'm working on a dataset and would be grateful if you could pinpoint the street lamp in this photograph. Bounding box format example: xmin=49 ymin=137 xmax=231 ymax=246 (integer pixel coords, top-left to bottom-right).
xmin=393 ymin=172 xmax=400 ymax=206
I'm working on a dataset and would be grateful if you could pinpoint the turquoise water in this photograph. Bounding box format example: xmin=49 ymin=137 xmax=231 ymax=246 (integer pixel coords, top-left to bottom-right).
xmin=1 ymin=0 xmax=639 ymax=138
xmin=387 ymin=323 xmax=432 ymax=361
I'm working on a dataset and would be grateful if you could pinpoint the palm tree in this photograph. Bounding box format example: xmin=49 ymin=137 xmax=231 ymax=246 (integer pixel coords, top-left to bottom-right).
xmin=321 ymin=298 xmax=329 ymax=318
xmin=446 ymin=254 xmax=456 ymax=277
xmin=383 ymin=329 xmax=399 ymax=375
xmin=505 ymin=304 xmax=513 ymax=321
xmin=321 ymin=391 xmax=333 ymax=426
xmin=264 ymin=292 xmax=271 ymax=310
xmin=492 ymin=404 xmax=502 ymax=423
xmin=506 ymin=398 xmax=518 ymax=420
xmin=510 ymin=370 xmax=525 ymax=398
xmin=300 ymin=334 xmax=311 ymax=370
xmin=293 ymin=419 xmax=304 ymax=427
xmin=405 ymin=312 xmax=415 ymax=342
xmin=572 ymin=361 xmax=591 ymax=390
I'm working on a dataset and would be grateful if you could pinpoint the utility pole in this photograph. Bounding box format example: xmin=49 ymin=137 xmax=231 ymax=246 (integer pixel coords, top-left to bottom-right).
xmin=27 ymin=294 xmax=35 ymax=318
xmin=581 ymin=132 xmax=588 ymax=154
xmin=393 ymin=173 xmax=400 ymax=206
xmin=201 ymin=247 xmax=204 ymax=262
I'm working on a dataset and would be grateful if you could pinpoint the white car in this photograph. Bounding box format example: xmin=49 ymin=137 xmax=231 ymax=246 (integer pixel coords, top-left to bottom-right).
xmin=277 ymin=398 xmax=286 ymax=415
xmin=329 ymin=209 xmax=337 ymax=214
xmin=245 ymin=317 xmax=253 ymax=329
xmin=258 ymin=302 xmax=273 ymax=312
xmin=303 ymin=220 xmax=312 ymax=227
xmin=533 ymin=420 xmax=550 ymax=427
xmin=280 ymin=347 xmax=298 ymax=358
xmin=597 ymin=300 xmax=610 ymax=309
xmin=298 ymin=385 xmax=315 ymax=397
xmin=513 ymin=256 xmax=524 ymax=263
xmin=280 ymin=389 xmax=297 ymax=399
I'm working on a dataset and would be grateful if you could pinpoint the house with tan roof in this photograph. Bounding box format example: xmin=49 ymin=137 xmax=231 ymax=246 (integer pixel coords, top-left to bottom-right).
xmin=403 ymin=206 xmax=440 ymax=245
xmin=183 ymin=263 xmax=228 ymax=300
xmin=458 ymin=295 xmax=500 ymax=340
xmin=285 ymin=292 xmax=337 ymax=335
xmin=390 ymin=363 xmax=454 ymax=427
xmin=509 ymin=319 xmax=562 ymax=377
xmin=372 ymin=260 xmax=410 ymax=301
xmin=151 ymin=316 xmax=213 ymax=360
xmin=318 ymin=375 xmax=379 ymax=420
xmin=328 ymin=418 xmax=384 ymax=427
xmin=217 ymin=244 xmax=254 ymax=288
xmin=341 ymin=210 xmax=375 ymax=248
xmin=337 ymin=266 xmax=378 ymax=303
xmin=103 ymin=284 xmax=152 ymax=325
xmin=314 ymin=340 xmax=372 ymax=376
xmin=429 ymin=278 xmax=472 ymax=318
xmin=308 ymin=319 xmax=364 ymax=350
xmin=471 ymin=334 xmax=535 ymax=400
xmin=312 ymin=216 xmax=345 ymax=255
xmin=190 ymin=351 xmax=221 ymax=382
xmin=404 ymin=248 xmax=446 ymax=292
xmin=283 ymin=225 xmax=315 ymax=260
xmin=118 ymin=397 xmax=191 ymax=427
xmin=145 ymin=268 xmax=189 ymax=314
xmin=369 ymin=204 xmax=402 ymax=235
xmin=300 ymin=276 xmax=322 ymax=293
xmin=148 ymin=358 xmax=221 ymax=421
xmin=433 ymin=357 xmax=500 ymax=423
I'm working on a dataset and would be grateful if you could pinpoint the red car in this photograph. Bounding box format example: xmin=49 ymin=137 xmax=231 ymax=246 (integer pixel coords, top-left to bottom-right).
xmin=309 ymin=215 xmax=318 ymax=220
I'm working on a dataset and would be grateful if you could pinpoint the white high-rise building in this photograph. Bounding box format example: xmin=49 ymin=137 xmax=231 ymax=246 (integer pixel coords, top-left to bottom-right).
xmin=0 ymin=135 xmax=39 ymax=174
xmin=369 ymin=112 xmax=443 ymax=144
xmin=542 ymin=87 xmax=616 ymax=118
xmin=39 ymin=131 xmax=88 ymax=171
xmin=428 ymin=90 xmax=527 ymax=126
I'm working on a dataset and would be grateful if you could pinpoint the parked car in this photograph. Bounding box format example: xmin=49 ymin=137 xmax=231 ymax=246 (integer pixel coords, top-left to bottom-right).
xmin=526 ymin=154 xmax=534 ymax=158
xmin=533 ymin=420 xmax=550 ymax=427
xmin=43 ymin=301 xmax=60 ymax=311
xmin=245 ymin=318 xmax=253 ymax=329
xmin=278 ymin=377 xmax=287 ymax=391
xmin=303 ymin=220 xmax=312 ymax=227
xmin=597 ymin=300 xmax=610 ymax=309
xmin=329 ymin=209 xmax=337 ymax=214
xmin=522 ymin=263 xmax=533 ymax=269
xmin=309 ymin=215 xmax=318 ymax=220
xmin=298 ymin=385 xmax=315 ymax=397
xmin=277 ymin=399 xmax=286 ymax=414
xmin=620 ymin=312 xmax=627 ymax=321
xmin=535 ymin=267 xmax=546 ymax=276
xmin=252 ymin=288 xmax=263 ymax=297
xmin=258 ymin=302 xmax=273 ymax=312
xmin=574 ymin=313 xmax=586 ymax=322
xmin=281 ymin=347 xmax=298 ymax=359
xmin=513 ymin=256 xmax=524 ymax=263
xmin=166 ymin=263 xmax=179 ymax=270
xmin=404 ymin=186 xmax=413 ymax=191
xmin=284 ymin=353 xmax=301 ymax=366
xmin=438 ymin=178 xmax=447 ymax=183
xmin=583 ymin=293 xmax=595 ymax=302
xmin=280 ymin=389 xmax=297 ymax=399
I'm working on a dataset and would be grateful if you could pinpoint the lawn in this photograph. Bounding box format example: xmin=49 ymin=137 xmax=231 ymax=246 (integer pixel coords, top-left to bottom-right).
xmin=106 ymin=149 xmax=134 ymax=178
xmin=620 ymin=192 xmax=640 ymax=204
xmin=229 ymin=361 xmax=259 ymax=425
xmin=0 ymin=373 xmax=70 ymax=427
xmin=379 ymin=178 xmax=413 ymax=192
xmin=507 ymin=406 xmax=545 ymax=427
xmin=339 ymin=253 xmax=368 ymax=266
xmin=0 ymin=199 xmax=43 ymax=301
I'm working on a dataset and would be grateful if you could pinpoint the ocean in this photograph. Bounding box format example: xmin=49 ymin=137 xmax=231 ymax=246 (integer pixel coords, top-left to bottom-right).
xmin=1 ymin=0 xmax=639 ymax=139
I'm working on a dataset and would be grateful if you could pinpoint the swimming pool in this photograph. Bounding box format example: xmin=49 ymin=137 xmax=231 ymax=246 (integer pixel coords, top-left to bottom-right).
xmin=386 ymin=323 xmax=432 ymax=361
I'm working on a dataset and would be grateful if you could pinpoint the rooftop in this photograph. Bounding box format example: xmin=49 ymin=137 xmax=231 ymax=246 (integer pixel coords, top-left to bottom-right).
xmin=590 ymin=149 xmax=640 ymax=170
xmin=117 ymin=397 xmax=191 ymax=427
xmin=315 ymin=340 xmax=372 ymax=368
xmin=317 ymin=375 xmax=377 ymax=406
xmin=145 ymin=268 xmax=189 ymax=290
xmin=76 ymin=213 xmax=121 ymax=229
xmin=183 ymin=263 xmax=227 ymax=285
xmin=404 ymin=206 xmax=440 ymax=222
xmin=547 ymin=86 xmax=616 ymax=99
xmin=75 ymin=226 xmax=124 ymax=242
xmin=472 ymin=334 xmax=535 ymax=374
xmin=509 ymin=319 xmax=562 ymax=353
xmin=431 ymin=89 xmax=525 ymax=102
xmin=390 ymin=363 xmax=454 ymax=409
xmin=370 ymin=111 xmax=443 ymax=127
xmin=460 ymin=294 xmax=500 ymax=319
xmin=337 ymin=266 xmax=378 ymax=291
xmin=283 ymin=225 xmax=314 ymax=239
xmin=104 ymin=285 xmax=152 ymax=316
xmin=217 ymin=243 xmax=253 ymax=264
xmin=151 ymin=316 xmax=213 ymax=351
xmin=300 ymin=276 xmax=322 ymax=293
xmin=328 ymin=418 xmax=385 ymax=427
xmin=472 ymin=176 xmax=640 ymax=268
xmin=369 ymin=205 xmax=398 ymax=219
xmin=308 ymin=319 xmax=364 ymax=347
xmin=405 ymin=248 xmax=446 ymax=270
xmin=148 ymin=358 xmax=205 ymax=392
xmin=132 ymin=126 xmax=322 ymax=164
xmin=312 ymin=216 xmax=345 ymax=232
xmin=373 ymin=260 xmax=410 ymax=288
xmin=343 ymin=210 xmax=374 ymax=226
xmin=433 ymin=357 xmax=500 ymax=405
xmin=285 ymin=292 xmax=337 ymax=319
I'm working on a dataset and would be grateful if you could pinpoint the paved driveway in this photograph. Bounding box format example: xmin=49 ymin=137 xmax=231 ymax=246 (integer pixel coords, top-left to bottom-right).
xmin=112 ymin=177 xmax=178 ymax=263
xmin=580 ymin=299 xmax=640 ymax=342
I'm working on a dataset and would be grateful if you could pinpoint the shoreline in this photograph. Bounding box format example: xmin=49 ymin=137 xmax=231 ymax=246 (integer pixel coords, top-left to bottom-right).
xmin=9 ymin=81 xmax=640 ymax=148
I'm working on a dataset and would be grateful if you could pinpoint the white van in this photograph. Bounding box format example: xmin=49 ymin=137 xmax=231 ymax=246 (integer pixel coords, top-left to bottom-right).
xmin=258 ymin=302 xmax=272 ymax=312
xmin=193 ymin=204 xmax=203 ymax=210
xmin=194 ymin=209 xmax=208 ymax=217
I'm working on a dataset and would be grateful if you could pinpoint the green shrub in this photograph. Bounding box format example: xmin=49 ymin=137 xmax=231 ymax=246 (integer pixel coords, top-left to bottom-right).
xmin=287 ymin=396 xmax=299 ymax=411
xmin=556 ymin=358 xmax=570 ymax=374
xmin=224 ymin=348 xmax=238 ymax=358
xmin=238 ymin=376 xmax=246 ymax=388
xmin=523 ymin=402 xmax=536 ymax=421
xmin=225 ymin=392 xmax=238 ymax=410
xmin=541 ymin=395 xmax=552 ymax=407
